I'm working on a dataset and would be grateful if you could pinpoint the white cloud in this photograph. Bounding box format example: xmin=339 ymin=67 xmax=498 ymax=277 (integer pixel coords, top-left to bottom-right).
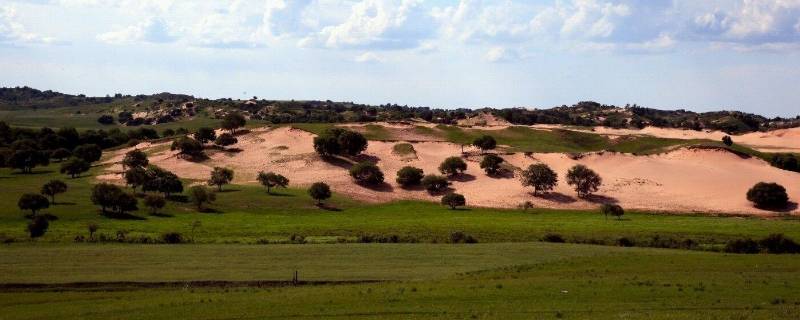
xmin=484 ymin=46 xmax=521 ymax=62
xmin=0 ymin=5 xmax=56 ymax=45
xmin=625 ymin=33 xmax=675 ymax=53
xmin=97 ymin=17 xmax=175 ymax=44
xmin=354 ymin=51 xmax=383 ymax=63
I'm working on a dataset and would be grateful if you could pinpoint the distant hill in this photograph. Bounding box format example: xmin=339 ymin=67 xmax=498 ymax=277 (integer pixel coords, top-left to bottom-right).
xmin=1 ymin=86 xmax=797 ymax=134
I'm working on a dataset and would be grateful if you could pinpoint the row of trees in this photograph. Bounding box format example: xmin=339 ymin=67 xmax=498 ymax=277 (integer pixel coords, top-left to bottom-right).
xmin=519 ymin=163 xmax=602 ymax=198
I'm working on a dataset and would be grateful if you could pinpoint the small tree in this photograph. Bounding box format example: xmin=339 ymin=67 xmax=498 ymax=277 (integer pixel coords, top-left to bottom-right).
xmin=439 ymin=156 xmax=467 ymax=176
xmin=396 ymin=166 xmax=424 ymax=187
xmin=124 ymin=166 xmax=148 ymax=192
xmin=97 ymin=114 xmax=115 ymax=125
xmin=472 ymin=135 xmax=497 ymax=152
xmin=520 ymin=163 xmax=558 ymax=195
xmin=73 ymin=144 xmax=102 ymax=163
xmin=122 ymin=149 xmax=148 ymax=170
xmin=144 ymin=194 xmax=166 ymax=215
xmin=60 ymin=157 xmax=90 ymax=178
xmin=600 ymin=204 xmax=624 ymax=220
xmin=722 ymin=135 xmax=733 ymax=146
xmin=214 ymin=133 xmax=238 ymax=147
xmin=566 ymin=164 xmax=602 ymax=198
xmin=479 ymin=154 xmax=504 ymax=175
xmin=142 ymin=166 xmax=183 ymax=197
xmin=308 ymin=182 xmax=331 ymax=205
xmin=208 ymin=167 xmax=234 ymax=191
xmin=91 ymin=183 xmax=123 ymax=214
xmin=18 ymin=193 xmax=50 ymax=216
xmin=256 ymin=171 xmax=289 ymax=194
xmin=194 ymin=127 xmax=217 ymax=144
xmin=349 ymin=162 xmax=384 ymax=185
xmin=87 ymin=223 xmax=99 ymax=240
xmin=189 ymin=186 xmax=216 ymax=211
xmin=441 ymin=193 xmax=466 ymax=210
xmin=337 ymin=130 xmax=368 ymax=156
xmin=50 ymin=148 xmax=71 ymax=162
xmin=221 ymin=112 xmax=246 ymax=134
xmin=27 ymin=216 xmax=49 ymax=238
xmin=171 ymin=137 xmax=205 ymax=158
xmin=421 ymin=174 xmax=449 ymax=193
xmin=746 ymin=182 xmax=789 ymax=209
xmin=40 ymin=180 xmax=67 ymax=204
xmin=313 ymin=134 xmax=340 ymax=157
xmin=9 ymin=150 xmax=49 ymax=173
xmin=113 ymin=192 xmax=138 ymax=215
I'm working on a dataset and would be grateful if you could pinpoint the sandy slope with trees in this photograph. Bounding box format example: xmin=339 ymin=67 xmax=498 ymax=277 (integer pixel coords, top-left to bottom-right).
xmin=100 ymin=126 xmax=799 ymax=215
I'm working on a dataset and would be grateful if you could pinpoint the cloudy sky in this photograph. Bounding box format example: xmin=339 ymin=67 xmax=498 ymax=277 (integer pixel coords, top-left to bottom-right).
xmin=1 ymin=0 xmax=799 ymax=116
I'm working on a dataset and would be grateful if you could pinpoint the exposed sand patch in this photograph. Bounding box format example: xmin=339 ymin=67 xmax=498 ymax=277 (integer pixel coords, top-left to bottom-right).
xmin=457 ymin=112 xmax=511 ymax=127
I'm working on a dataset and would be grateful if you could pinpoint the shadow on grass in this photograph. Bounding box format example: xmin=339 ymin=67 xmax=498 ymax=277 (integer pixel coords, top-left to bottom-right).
xmin=444 ymin=207 xmax=472 ymax=211
xmin=266 ymin=191 xmax=296 ymax=197
xmin=199 ymin=208 xmax=223 ymax=214
xmin=584 ymin=194 xmax=619 ymax=204
xmin=150 ymin=212 xmax=174 ymax=218
xmin=100 ymin=211 xmax=147 ymax=220
xmin=537 ymin=192 xmax=577 ymax=204
xmin=756 ymin=201 xmax=799 ymax=213
xmin=52 ymin=202 xmax=77 ymax=206
xmin=217 ymin=188 xmax=241 ymax=193
xmin=12 ymin=170 xmax=55 ymax=175
xmin=315 ymin=204 xmax=342 ymax=212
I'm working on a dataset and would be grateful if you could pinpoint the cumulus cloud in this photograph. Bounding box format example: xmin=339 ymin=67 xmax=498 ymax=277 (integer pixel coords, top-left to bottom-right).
xmin=354 ymin=51 xmax=383 ymax=63
xmin=484 ymin=46 xmax=521 ymax=62
xmin=0 ymin=5 xmax=56 ymax=45
xmin=97 ymin=17 xmax=175 ymax=44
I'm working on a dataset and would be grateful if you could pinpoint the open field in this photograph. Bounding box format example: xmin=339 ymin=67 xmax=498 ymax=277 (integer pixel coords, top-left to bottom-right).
xmin=1 ymin=243 xmax=799 ymax=319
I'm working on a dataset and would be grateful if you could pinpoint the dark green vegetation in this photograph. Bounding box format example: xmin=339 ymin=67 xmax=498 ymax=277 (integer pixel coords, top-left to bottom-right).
xmin=747 ymin=182 xmax=790 ymax=209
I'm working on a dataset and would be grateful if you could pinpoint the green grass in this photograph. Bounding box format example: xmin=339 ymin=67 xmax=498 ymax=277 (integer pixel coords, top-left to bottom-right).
xmin=1 ymin=243 xmax=798 ymax=319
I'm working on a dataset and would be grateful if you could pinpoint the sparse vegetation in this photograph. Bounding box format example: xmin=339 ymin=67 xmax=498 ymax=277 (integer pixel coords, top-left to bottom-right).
xmin=441 ymin=193 xmax=466 ymax=210
xmin=438 ymin=156 xmax=467 ymax=176
xmin=188 ymin=186 xmax=216 ymax=211
xmin=479 ymin=154 xmax=504 ymax=175
xmin=256 ymin=171 xmax=289 ymax=194
xmin=520 ymin=163 xmax=558 ymax=195
xmin=566 ymin=164 xmax=602 ymax=198
xmin=396 ymin=166 xmax=424 ymax=187
xmin=208 ymin=167 xmax=234 ymax=191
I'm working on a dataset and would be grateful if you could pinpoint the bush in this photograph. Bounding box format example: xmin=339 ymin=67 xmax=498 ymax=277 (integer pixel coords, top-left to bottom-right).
xmin=221 ymin=112 xmax=246 ymax=134
xmin=27 ymin=216 xmax=49 ymax=238
xmin=97 ymin=115 xmax=115 ymax=125
xmin=40 ymin=180 xmax=67 ymax=204
xmin=73 ymin=144 xmax=102 ymax=163
xmin=449 ymin=231 xmax=477 ymax=244
xmin=60 ymin=157 xmax=90 ymax=178
xmin=722 ymin=135 xmax=733 ymax=146
xmin=189 ymin=186 xmax=216 ymax=210
xmin=441 ymin=193 xmax=466 ymax=209
xmin=142 ymin=166 xmax=183 ymax=197
xmin=143 ymin=194 xmax=166 ymax=215
xmin=214 ymin=133 xmax=238 ymax=147
xmin=616 ymin=237 xmax=635 ymax=247
xmin=312 ymin=128 xmax=367 ymax=157
xmin=18 ymin=193 xmax=50 ymax=216
xmin=171 ymin=137 xmax=205 ymax=158
xmin=161 ymin=232 xmax=184 ymax=244
xmin=724 ymin=238 xmax=760 ymax=254
xmin=566 ymin=164 xmax=602 ymax=198
xmin=50 ymin=148 xmax=71 ymax=161
xmin=122 ymin=149 xmax=149 ymax=169
xmin=472 ymin=135 xmax=497 ymax=152
xmin=396 ymin=166 xmax=424 ymax=187
xmin=308 ymin=182 xmax=331 ymax=205
xmin=520 ymin=163 xmax=558 ymax=195
xmin=194 ymin=127 xmax=217 ymax=143
xmin=349 ymin=162 xmax=384 ymax=185
xmin=758 ymin=234 xmax=800 ymax=254
xmin=746 ymin=182 xmax=789 ymax=209
xmin=770 ymin=154 xmax=799 ymax=172
xmin=256 ymin=171 xmax=289 ymax=194
xmin=438 ymin=156 xmax=467 ymax=176
xmin=207 ymin=167 xmax=234 ymax=191
xmin=421 ymin=174 xmax=449 ymax=193
xmin=479 ymin=154 xmax=504 ymax=175
xmin=542 ymin=233 xmax=565 ymax=243
xmin=600 ymin=204 xmax=624 ymax=220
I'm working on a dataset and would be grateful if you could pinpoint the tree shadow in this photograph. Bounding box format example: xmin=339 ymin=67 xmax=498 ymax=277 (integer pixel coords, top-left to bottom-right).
xmin=356 ymin=181 xmax=394 ymax=192
xmin=12 ymin=170 xmax=54 ymax=175
xmin=316 ymin=204 xmax=342 ymax=212
xmin=100 ymin=212 xmax=147 ymax=220
xmin=427 ymin=187 xmax=455 ymax=196
xmin=757 ymin=201 xmax=799 ymax=213
xmin=266 ymin=191 xmax=295 ymax=197
xmin=449 ymin=174 xmax=476 ymax=182
xmin=351 ymin=154 xmax=381 ymax=164
xmin=399 ymin=184 xmax=426 ymax=192
xmin=321 ymin=156 xmax=355 ymax=170
xmin=150 ymin=212 xmax=174 ymax=218
xmin=584 ymin=194 xmax=619 ymax=204
xmin=217 ymin=188 xmax=241 ymax=193
xmin=487 ymin=169 xmax=515 ymax=179
xmin=53 ymin=202 xmax=77 ymax=206
xmin=445 ymin=207 xmax=472 ymax=211
xmin=167 ymin=195 xmax=189 ymax=203
xmin=199 ymin=207 xmax=223 ymax=214
xmin=537 ymin=192 xmax=577 ymax=204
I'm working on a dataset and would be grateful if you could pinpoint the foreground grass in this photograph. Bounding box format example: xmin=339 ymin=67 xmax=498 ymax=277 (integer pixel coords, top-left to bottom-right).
xmin=1 ymin=243 xmax=798 ymax=319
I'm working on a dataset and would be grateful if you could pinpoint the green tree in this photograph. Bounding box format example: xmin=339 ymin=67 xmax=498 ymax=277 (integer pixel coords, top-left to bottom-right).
xmin=337 ymin=130 xmax=368 ymax=156
xmin=50 ymin=148 xmax=71 ymax=162
xmin=189 ymin=186 xmax=216 ymax=211
xmin=123 ymin=166 xmax=148 ymax=192
xmin=214 ymin=133 xmax=238 ymax=147
xmin=722 ymin=135 xmax=733 ymax=146
xmin=194 ymin=127 xmax=217 ymax=144
xmin=479 ymin=154 xmax=504 ymax=175
xmin=438 ymin=156 xmax=467 ymax=176
xmin=396 ymin=166 xmax=424 ymax=187
xmin=349 ymin=162 xmax=384 ymax=185
xmin=27 ymin=216 xmax=49 ymax=238
xmin=91 ymin=183 xmax=123 ymax=214
xmin=142 ymin=166 xmax=183 ymax=197
xmin=221 ymin=112 xmax=246 ymax=134
xmin=566 ymin=164 xmax=602 ymax=198
xmin=73 ymin=144 xmax=102 ymax=163
xmin=170 ymin=137 xmax=204 ymax=158
xmin=256 ymin=171 xmax=289 ymax=194
xmin=746 ymin=182 xmax=789 ymax=209
xmin=60 ymin=157 xmax=90 ymax=178
xmin=18 ymin=193 xmax=50 ymax=216
xmin=143 ymin=194 xmax=166 ymax=215
xmin=308 ymin=182 xmax=331 ymax=205
xmin=122 ymin=149 xmax=148 ymax=170
xmin=8 ymin=150 xmax=49 ymax=173
xmin=421 ymin=174 xmax=449 ymax=193
xmin=520 ymin=163 xmax=558 ymax=195
xmin=441 ymin=193 xmax=466 ymax=210
xmin=472 ymin=135 xmax=497 ymax=152
xmin=313 ymin=134 xmax=340 ymax=157
xmin=600 ymin=204 xmax=624 ymax=220
xmin=40 ymin=180 xmax=67 ymax=204
xmin=208 ymin=167 xmax=234 ymax=191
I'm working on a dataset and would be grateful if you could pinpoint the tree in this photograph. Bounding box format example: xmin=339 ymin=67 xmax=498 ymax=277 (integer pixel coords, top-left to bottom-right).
xmin=312 ymin=128 xmax=367 ymax=157
xmin=308 ymin=182 xmax=331 ymax=205
xmin=97 ymin=115 xmax=114 ymax=125
xmin=87 ymin=223 xmax=99 ymax=240
xmin=472 ymin=135 xmax=497 ymax=152
xmin=208 ymin=167 xmax=234 ymax=191
xmin=194 ymin=127 xmax=217 ymax=144
xmin=40 ymin=180 xmax=67 ymax=204
xmin=441 ymin=193 xmax=466 ymax=210
xmin=170 ymin=137 xmax=204 ymax=158
xmin=770 ymin=154 xmax=799 ymax=172
xmin=256 ymin=171 xmax=289 ymax=194
xmin=18 ymin=193 xmax=49 ymax=216
xmin=143 ymin=194 xmax=166 ymax=215
xmin=479 ymin=154 xmax=504 ymax=175
xmin=162 ymin=128 xmax=176 ymax=137
xmin=122 ymin=149 xmax=148 ymax=170
xmin=60 ymin=157 xmax=90 ymax=178
xmin=27 ymin=216 xmax=49 ymax=238
xmin=438 ymin=156 xmax=467 ymax=176
xmin=214 ymin=133 xmax=238 ymax=147
xmin=520 ymin=163 xmax=558 ymax=195
xmin=396 ymin=166 xmax=424 ymax=187
xmin=50 ymin=148 xmax=71 ymax=162
xmin=313 ymin=134 xmax=340 ymax=157
xmin=221 ymin=112 xmax=246 ymax=134
xmin=746 ymin=182 xmax=789 ymax=209
xmin=722 ymin=135 xmax=733 ymax=146
xmin=91 ymin=183 xmax=123 ymax=214
xmin=566 ymin=164 xmax=602 ymax=198
xmin=123 ymin=166 xmax=147 ymax=192
xmin=73 ymin=144 xmax=102 ymax=163
xmin=189 ymin=185 xmax=216 ymax=211
xmin=142 ymin=166 xmax=183 ymax=197
xmin=113 ymin=192 xmax=138 ymax=215
xmin=337 ymin=130 xmax=368 ymax=156
xmin=8 ymin=150 xmax=49 ymax=173
xmin=349 ymin=161 xmax=384 ymax=185
xmin=600 ymin=204 xmax=624 ymax=220
xmin=421 ymin=174 xmax=449 ymax=193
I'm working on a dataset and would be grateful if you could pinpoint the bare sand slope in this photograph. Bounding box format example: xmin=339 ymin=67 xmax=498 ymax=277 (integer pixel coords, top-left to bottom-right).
xmin=101 ymin=127 xmax=799 ymax=215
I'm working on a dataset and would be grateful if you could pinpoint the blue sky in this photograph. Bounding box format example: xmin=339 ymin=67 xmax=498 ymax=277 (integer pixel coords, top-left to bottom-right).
xmin=1 ymin=0 xmax=799 ymax=116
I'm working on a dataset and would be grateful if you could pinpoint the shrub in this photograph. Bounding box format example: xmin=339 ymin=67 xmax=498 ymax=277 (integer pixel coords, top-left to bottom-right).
xmin=312 ymin=128 xmax=367 ymax=157
xmin=349 ymin=162 xmax=384 ymax=185
xmin=142 ymin=166 xmax=183 ymax=197
xmin=124 ymin=166 xmax=147 ymax=192
xmin=171 ymin=137 xmax=204 ymax=158
xmin=60 ymin=157 xmax=90 ymax=178
xmin=308 ymin=182 xmax=331 ymax=205
xmin=91 ymin=183 xmax=122 ymax=214
xmin=256 ymin=171 xmax=289 ymax=194
xmin=208 ymin=167 xmax=234 ymax=191
xmin=566 ymin=164 xmax=602 ymax=198
xmin=73 ymin=144 xmax=102 ymax=163
xmin=616 ymin=237 xmax=635 ymax=247
xmin=770 ymin=154 xmax=799 ymax=172
xmin=722 ymin=135 xmax=733 ymax=146
xmin=438 ymin=156 xmax=467 ymax=176
xmin=161 ymin=232 xmax=184 ymax=244
xmin=421 ymin=174 xmax=449 ymax=193
xmin=50 ymin=148 xmax=71 ymax=162
xmin=479 ymin=154 xmax=504 ymax=175
xmin=194 ymin=127 xmax=217 ymax=143
xmin=214 ymin=133 xmax=238 ymax=147
xmin=520 ymin=163 xmax=558 ymax=195
xmin=758 ymin=234 xmax=800 ymax=254
xmin=41 ymin=180 xmax=67 ymax=204
xmin=472 ymin=135 xmax=497 ymax=152
xmin=162 ymin=129 xmax=176 ymax=137
xmin=144 ymin=194 xmax=166 ymax=215
xmin=313 ymin=134 xmax=341 ymax=157
xmin=337 ymin=130 xmax=368 ymax=156
xmin=600 ymin=204 xmax=624 ymax=220
xmin=97 ymin=115 xmax=115 ymax=125
xmin=122 ymin=149 xmax=148 ymax=170
xmin=441 ymin=193 xmax=466 ymax=209
xmin=189 ymin=186 xmax=216 ymax=210
xmin=27 ymin=216 xmax=49 ymax=238
xmin=87 ymin=223 xmax=99 ymax=239
xmin=542 ymin=233 xmax=565 ymax=243
xmin=221 ymin=112 xmax=246 ymax=134
xmin=8 ymin=150 xmax=49 ymax=173
xmin=396 ymin=166 xmax=424 ymax=187
xmin=449 ymin=231 xmax=478 ymax=244
xmin=18 ymin=193 xmax=50 ymax=216
xmin=724 ymin=238 xmax=760 ymax=254
xmin=746 ymin=182 xmax=789 ymax=209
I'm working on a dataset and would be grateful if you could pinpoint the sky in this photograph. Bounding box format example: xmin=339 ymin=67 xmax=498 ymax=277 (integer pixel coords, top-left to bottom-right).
xmin=0 ymin=0 xmax=799 ymax=117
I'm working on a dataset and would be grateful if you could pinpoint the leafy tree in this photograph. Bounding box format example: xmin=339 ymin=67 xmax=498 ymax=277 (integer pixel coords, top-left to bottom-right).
xmin=722 ymin=135 xmax=733 ymax=146
xmin=142 ymin=166 xmax=183 ymax=197
xmin=208 ymin=167 xmax=234 ymax=191
xmin=308 ymin=182 xmax=331 ymax=205
xmin=746 ymin=182 xmax=789 ymax=209
xmin=313 ymin=134 xmax=340 ymax=157
xmin=8 ymin=150 xmax=49 ymax=173
xmin=396 ymin=166 xmax=424 ymax=187
xmin=97 ymin=115 xmax=114 ymax=125
xmin=73 ymin=144 xmax=102 ymax=163
xmin=337 ymin=130 xmax=368 ymax=156
xmin=170 ymin=137 xmax=204 ymax=158
xmin=189 ymin=186 xmax=216 ymax=211
xmin=256 ymin=171 xmax=289 ymax=194
xmin=472 ymin=135 xmax=497 ymax=152
xmin=214 ymin=133 xmax=238 ymax=147
xmin=221 ymin=112 xmax=246 ymax=134
xmin=438 ymin=156 xmax=467 ymax=176
xmin=124 ymin=167 xmax=147 ymax=192
xmin=59 ymin=157 xmax=90 ymax=178
xmin=18 ymin=193 xmax=49 ymax=216
xmin=162 ymin=128 xmax=176 ymax=137
xmin=50 ymin=148 xmax=71 ymax=162
xmin=520 ymin=163 xmax=558 ymax=195
xmin=143 ymin=194 xmax=166 ymax=215
xmin=27 ymin=216 xmax=49 ymax=238
xmin=175 ymin=128 xmax=189 ymax=135
xmin=441 ymin=193 xmax=466 ymax=210
xmin=122 ymin=149 xmax=148 ymax=170
xmin=87 ymin=223 xmax=99 ymax=240
xmin=770 ymin=154 xmax=799 ymax=172
xmin=349 ymin=161 xmax=384 ymax=185
xmin=312 ymin=128 xmax=367 ymax=157
xmin=566 ymin=164 xmax=602 ymax=198
xmin=421 ymin=174 xmax=449 ymax=193
xmin=194 ymin=127 xmax=217 ymax=144
xmin=91 ymin=183 xmax=123 ymax=214
xmin=113 ymin=192 xmax=138 ymax=215
xmin=40 ymin=180 xmax=67 ymax=204
xmin=600 ymin=204 xmax=624 ymax=220
xmin=479 ymin=154 xmax=504 ymax=175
